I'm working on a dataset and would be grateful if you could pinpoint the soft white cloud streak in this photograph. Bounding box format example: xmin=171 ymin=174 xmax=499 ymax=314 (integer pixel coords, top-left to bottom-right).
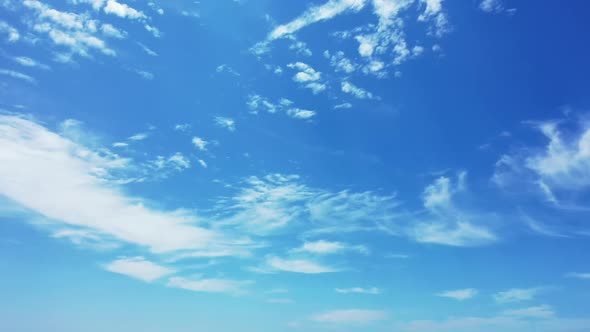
xmin=104 ymin=257 xmax=175 ymax=282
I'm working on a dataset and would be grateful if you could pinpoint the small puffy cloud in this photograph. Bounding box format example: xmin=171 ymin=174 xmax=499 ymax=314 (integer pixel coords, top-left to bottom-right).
xmin=103 ymin=0 xmax=145 ymax=19
xmin=174 ymin=123 xmax=191 ymax=132
xmin=341 ymin=80 xmax=375 ymax=99
xmin=152 ymin=153 xmax=191 ymax=172
xmin=104 ymin=257 xmax=175 ymax=282
xmin=288 ymin=62 xmax=321 ymax=82
xmin=167 ymin=276 xmax=251 ymax=295
xmin=266 ymin=256 xmax=339 ymax=274
xmin=335 ymin=287 xmax=381 ymax=295
xmin=286 ymin=108 xmax=316 ymax=120
xmin=312 ymin=309 xmax=388 ymax=324
xmin=214 ymin=116 xmax=236 ymax=131
xmin=437 ymin=288 xmax=478 ymax=301
xmin=198 ymin=159 xmax=208 ymax=168
xmin=144 ymin=24 xmax=161 ymax=38
xmin=0 ymin=20 xmax=20 ymax=42
xmin=479 ymin=0 xmax=504 ymax=13
xmin=493 ymin=288 xmax=541 ymax=303
xmin=324 ymin=50 xmax=357 ymax=73
xmin=247 ymin=94 xmax=316 ymax=120
xmin=101 ymin=23 xmax=126 ymax=39
xmin=192 ymin=137 xmax=208 ymax=151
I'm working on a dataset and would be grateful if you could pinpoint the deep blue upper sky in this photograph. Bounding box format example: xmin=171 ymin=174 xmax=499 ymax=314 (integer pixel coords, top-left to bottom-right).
xmin=1 ymin=1 xmax=590 ymax=331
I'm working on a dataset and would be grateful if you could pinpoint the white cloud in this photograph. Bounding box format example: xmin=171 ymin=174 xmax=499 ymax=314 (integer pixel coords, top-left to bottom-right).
xmin=436 ymin=288 xmax=478 ymax=300
xmin=0 ymin=115 xmax=229 ymax=254
xmin=0 ymin=20 xmax=20 ymax=42
xmin=103 ymin=0 xmax=145 ymax=19
xmin=128 ymin=132 xmax=149 ymax=141
xmin=144 ymin=24 xmax=161 ymax=38
xmin=112 ymin=142 xmax=128 ymax=148
xmin=325 ymin=50 xmax=357 ymax=73
xmin=411 ymin=172 xmax=497 ymax=247
xmin=174 ymin=123 xmax=191 ymax=132
xmin=493 ymin=119 xmax=590 ymax=212
xmin=13 ymin=56 xmax=50 ymax=70
xmin=413 ymin=220 xmax=496 ymax=247
xmin=341 ymin=80 xmax=375 ymax=99
xmin=247 ymin=94 xmax=316 ymax=120
xmin=289 ymin=39 xmax=312 ymax=57
xmin=525 ymin=122 xmax=590 ymax=190
xmin=268 ymin=0 xmax=367 ymax=40
xmin=149 ymin=153 xmax=191 ymax=176
xmin=137 ymin=42 xmax=158 ymax=56
xmin=292 ymin=240 xmax=368 ymax=255
xmin=104 ymin=257 xmax=175 ymax=282
xmin=192 ymin=136 xmax=208 ymax=151
xmin=214 ymin=116 xmax=236 ymax=131
xmin=69 ymin=0 xmax=106 ymax=11
xmin=167 ymin=276 xmax=251 ymax=295
xmin=493 ymin=288 xmax=541 ymax=303
xmin=198 ymin=159 xmax=208 ymax=168
xmin=335 ymin=287 xmax=381 ymax=294
xmin=288 ymin=62 xmax=321 ymax=82
xmin=135 ymin=69 xmax=154 ymax=80
xmin=101 ymin=23 xmax=126 ymax=39
xmin=479 ymin=0 xmax=504 ymax=13
xmin=287 ymin=62 xmax=327 ymax=94
xmin=334 ymin=103 xmax=353 ymax=109
xmin=312 ymin=309 xmax=387 ymax=324
xmin=216 ymin=64 xmax=240 ymax=76
xmin=23 ymin=0 xmax=117 ymax=57
xmin=287 ymin=108 xmax=316 ymax=119
xmin=502 ymin=305 xmax=554 ymax=319
xmin=266 ymin=256 xmax=338 ymax=274
xmin=0 ymin=69 xmax=36 ymax=84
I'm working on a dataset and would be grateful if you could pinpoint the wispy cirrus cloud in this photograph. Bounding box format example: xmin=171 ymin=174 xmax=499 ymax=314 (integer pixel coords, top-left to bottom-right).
xmin=493 ymin=287 xmax=543 ymax=303
xmin=291 ymin=240 xmax=368 ymax=255
xmin=167 ymin=276 xmax=252 ymax=295
xmin=0 ymin=69 xmax=36 ymax=84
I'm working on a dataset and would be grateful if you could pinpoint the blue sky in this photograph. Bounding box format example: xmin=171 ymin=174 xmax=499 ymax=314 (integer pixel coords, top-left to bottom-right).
xmin=1 ymin=0 xmax=590 ymax=331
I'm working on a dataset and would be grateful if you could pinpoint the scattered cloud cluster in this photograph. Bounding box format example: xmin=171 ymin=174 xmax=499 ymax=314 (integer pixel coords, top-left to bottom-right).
xmin=247 ymin=94 xmax=316 ymax=120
